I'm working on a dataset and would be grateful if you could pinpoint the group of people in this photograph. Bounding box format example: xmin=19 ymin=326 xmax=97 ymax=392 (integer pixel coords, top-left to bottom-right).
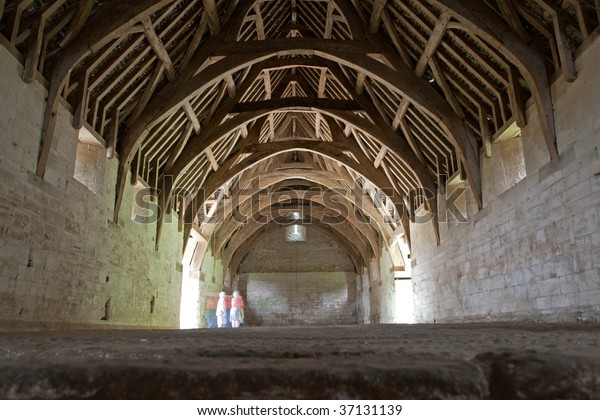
xmin=216 ymin=290 xmax=245 ymax=328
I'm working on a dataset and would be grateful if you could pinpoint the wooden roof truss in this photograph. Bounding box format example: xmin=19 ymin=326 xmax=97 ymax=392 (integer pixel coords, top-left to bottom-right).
xmin=1 ymin=0 xmax=597 ymax=270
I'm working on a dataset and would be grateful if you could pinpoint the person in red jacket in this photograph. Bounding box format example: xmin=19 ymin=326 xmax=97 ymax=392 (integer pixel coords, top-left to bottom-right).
xmin=230 ymin=290 xmax=244 ymax=328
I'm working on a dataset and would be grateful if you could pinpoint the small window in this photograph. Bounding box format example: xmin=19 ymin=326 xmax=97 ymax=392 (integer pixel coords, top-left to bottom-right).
xmin=73 ymin=125 xmax=106 ymax=195
xmin=286 ymin=224 xmax=306 ymax=241
xmin=492 ymin=122 xmax=527 ymax=195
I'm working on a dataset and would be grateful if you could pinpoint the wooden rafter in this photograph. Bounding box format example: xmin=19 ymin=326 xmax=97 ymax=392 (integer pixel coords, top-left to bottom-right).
xmin=35 ymin=0 xmax=175 ymax=179
xmin=141 ymin=16 xmax=176 ymax=82
xmin=534 ymin=0 xmax=577 ymax=82
xmin=427 ymin=0 xmax=558 ymax=160
xmin=414 ymin=13 xmax=451 ymax=78
xmin=369 ymin=0 xmax=387 ymax=33
xmin=7 ymin=0 xmax=593 ymax=252
xmin=203 ymin=0 xmax=221 ymax=35
xmin=60 ymin=0 xmax=95 ymax=48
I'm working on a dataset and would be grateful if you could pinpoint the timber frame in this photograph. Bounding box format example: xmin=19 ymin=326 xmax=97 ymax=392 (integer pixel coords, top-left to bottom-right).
xmin=1 ymin=0 xmax=596 ymax=275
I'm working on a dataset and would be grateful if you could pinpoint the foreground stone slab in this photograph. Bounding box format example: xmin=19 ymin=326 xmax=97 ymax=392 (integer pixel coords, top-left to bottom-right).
xmin=0 ymin=324 xmax=599 ymax=399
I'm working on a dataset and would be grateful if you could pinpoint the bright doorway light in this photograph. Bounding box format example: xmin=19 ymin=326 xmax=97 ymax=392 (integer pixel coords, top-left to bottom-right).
xmin=395 ymin=279 xmax=414 ymax=324
xmin=180 ymin=263 xmax=201 ymax=329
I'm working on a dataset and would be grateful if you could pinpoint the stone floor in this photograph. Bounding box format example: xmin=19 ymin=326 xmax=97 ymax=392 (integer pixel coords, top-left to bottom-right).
xmin=1 ymin=323 xmax=600 ymax=399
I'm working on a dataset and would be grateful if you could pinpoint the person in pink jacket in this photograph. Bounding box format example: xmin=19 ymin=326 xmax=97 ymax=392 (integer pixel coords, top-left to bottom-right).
xmin=230 ymin=291 xmax=245 ymax=328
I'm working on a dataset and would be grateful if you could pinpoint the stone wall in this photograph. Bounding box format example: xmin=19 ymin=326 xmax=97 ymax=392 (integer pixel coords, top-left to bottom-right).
xmin=240 ymin=272 xmax=356 ymax=326
xmin=238 ymin=227 xmax=357 ymax=326
xmin=0 ymin=44 xmax=184 ymax=330
xmin=411 ymin=35 xmax=600 ymax=323
xmin=358 ymin=248 xmax=396 ymax=324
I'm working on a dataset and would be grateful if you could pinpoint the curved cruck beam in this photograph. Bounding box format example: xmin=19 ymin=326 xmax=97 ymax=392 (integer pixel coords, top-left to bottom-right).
xmin=213 ymin=190 xmax=381 ymax=261
xmin=116 ymin=41 xmax=482 ymax=220
xmin=219 ymin=170 xmax=397 ymax=247
xmin=224 ymin=219 xmax=367 ymax=276
xmin=35 ymin=0 xmax=175 ymax=178
xmin=152 ymin=106 xmax=415 ymax=238
xmin=172 ymin=139 xmax=409 ymax=251
xmin=169 ymin=99 xmax=432 ymax=189
xmin=153 ymin=101 xmax=433 ymax=223
xmin=223 ymin=206 xmax=374 ymax=262
xmin=213 ymin=184 xmax=378 ymax=248
xmin=227 ymin=223 xmax=363 ymax=276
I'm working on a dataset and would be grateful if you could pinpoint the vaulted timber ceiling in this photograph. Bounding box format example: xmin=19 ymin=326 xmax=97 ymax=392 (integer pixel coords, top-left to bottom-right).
xmin=1 ymin=0 xmax=596 ymax=272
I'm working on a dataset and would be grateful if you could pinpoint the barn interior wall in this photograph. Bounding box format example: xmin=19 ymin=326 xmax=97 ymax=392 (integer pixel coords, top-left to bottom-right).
xmin=363 ymin=246 xmax=396 ymax=324
xmin=411 ymin=35 xmax=600 ymax=323
xmin=237 ymin=227 xmax=357 ymax=326
xmin=0 ymin=45 xmax=184 ymax=330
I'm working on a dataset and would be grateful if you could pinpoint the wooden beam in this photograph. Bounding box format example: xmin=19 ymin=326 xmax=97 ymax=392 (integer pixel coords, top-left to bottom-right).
xmin=118 ymin=44 xmax=481 ymax=214
xmin=415 ymin=13 xmax=451 ymax=78
xmin=391 ymin=99 xmax=410 ymax=131
xmin=317 ymin=68 xmax=328 ymax=98
xmin=107 ymin=108 xmax=120 ymax=159
xmin=507 ymin=65 xmax=526 ymax=128
xmin=130 ymin=62 xmax=165 ymax=123
xmin=224 ymin=74 xmax=237 ymax=98
xmin=337 ymin=1 xmax=477 ymax=208
xmin=326 ymin=64 xmax=434 ymax=191
xmin=185 ymin=138 xmax=408 ymax=238
xmin=496 ymin=0 xmax=531 ymax=42
xmin=206 ymin=148 xmax=220 ymax=172
xmin=226 ymin=221 xmax=366 ymax=274
xmin=223 ymin=202 xmax=378 ymax=261
xmin=213 ymin=39 xmax=378 ymax=56
xmin=429 ymin=0 xmax=557 ymax=162
xmin=203 ymin=0 xmax=221 ymax=35
xmin=230 ymin=170 xmax=394 ymax=242
xmin=428 ymin=56 xmax=464 ymax=118
xmin=268 ymin=114 xmax=276 ymax=140
xmin=479 ymin=107 xmax=492 ymax=158
xmin=315 ymin=113 xmax=322 ymax=138
xmin=535 ymin=0 xmax=577 ymax=82
xmin=381 ymin=10 xmax=413 ymax=67
xmin=569 ymin=0 xmax=592 ymax=39
xmin=22 ymin=0 xmax=68 ymax=83
xmin=164 ymin=121 xmax=194 ymax=173
xmin=355 ymin=72 xmax=367 ymax=95
xmin=374 ymin=146 xmax=388 ymax=169
xmin=141 ymin=16 xmax=176 ymax=82
xmin=324 ymin=1 xmax=335 ymax=39
xmin=23 ymin=17 xmax=44 ymax=84
xmin=4 ymin=0 xmax=34 ymax=44
xmin=118 ymin=45 xmax=376 ymax=169
xmin=231 ymin=98 xmax=362 ymax=113
xmin=182 ymin=100 xmax=201 ymax=134
xmin=369 ymin=0 xmax=387 ymax=33
xmin=60 ymin=0 xmax=95 ymax=48
xmin=253 ymin=3 xmax=265 ymax=40
xmin=263 ymin=70 xmax=272 ymax=99
xmin=181 ymin=13 xmax=210 ymax=70
xmin=37 ymin=0 xmax=174 ymax=178
xmin=185 ymin=98 xmax=430 ymax=230
xmin=398 ymin=119 xmax=427 ymax=166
